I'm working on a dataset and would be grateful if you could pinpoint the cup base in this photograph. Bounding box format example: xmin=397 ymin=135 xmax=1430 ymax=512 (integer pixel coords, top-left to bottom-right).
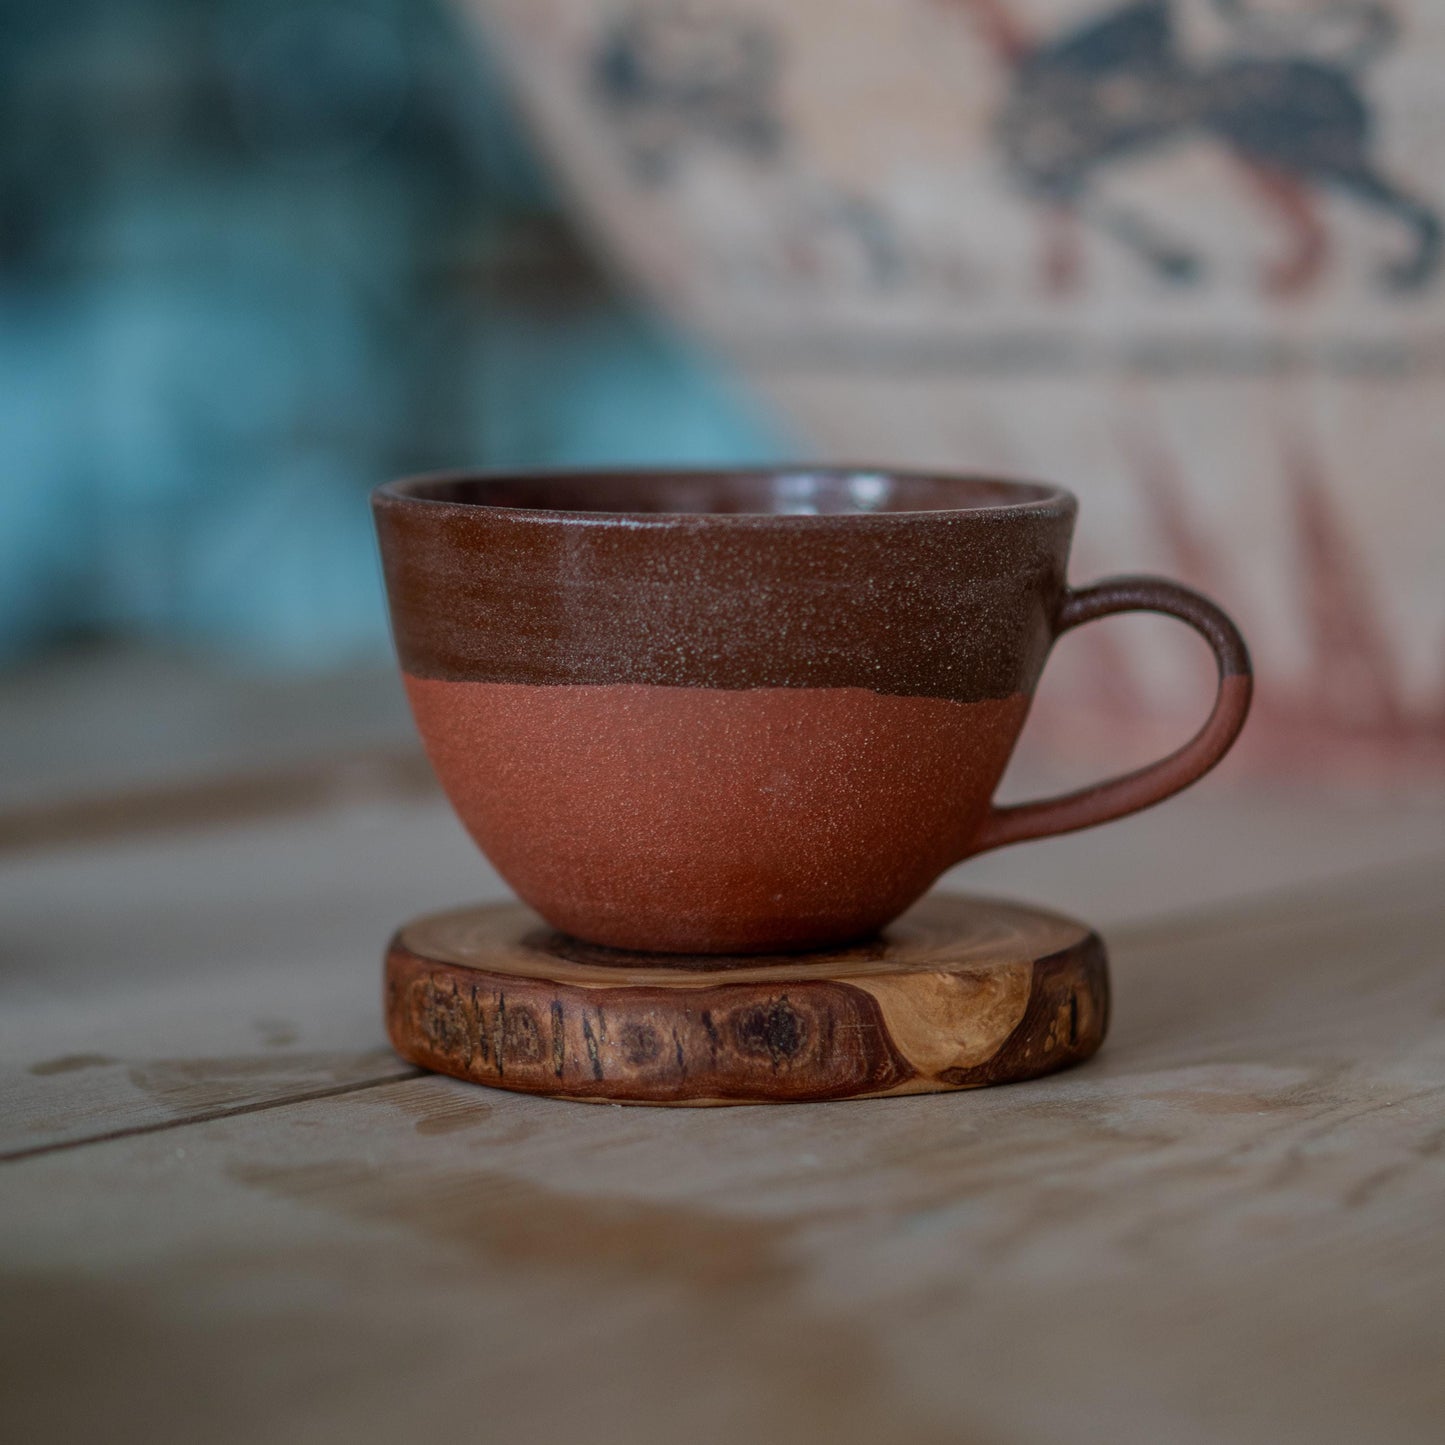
xmin=384 ymin=892 xmax=1109 ymax=1105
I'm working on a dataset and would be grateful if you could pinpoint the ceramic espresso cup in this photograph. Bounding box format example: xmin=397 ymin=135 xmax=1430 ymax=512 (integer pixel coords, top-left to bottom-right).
xmin=374 ymin=469 xmax=1251 ymax=954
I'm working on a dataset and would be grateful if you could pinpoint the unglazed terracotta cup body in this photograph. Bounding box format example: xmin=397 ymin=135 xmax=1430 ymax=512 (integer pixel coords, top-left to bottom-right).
xmin=375 ymin=470 xmax=1251 ymax=954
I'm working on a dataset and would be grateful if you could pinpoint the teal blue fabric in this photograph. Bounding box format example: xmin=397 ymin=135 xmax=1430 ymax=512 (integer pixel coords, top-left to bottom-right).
xmin=0 ymin=0 xmax=784 ymax=666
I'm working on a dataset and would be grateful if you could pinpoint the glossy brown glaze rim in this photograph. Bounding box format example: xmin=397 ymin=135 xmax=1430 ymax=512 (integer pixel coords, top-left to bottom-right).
xmin=372 ymin=466 xmax=1078 ymax=699
xmin=373 ymin=466 xmax=1076 ymax=524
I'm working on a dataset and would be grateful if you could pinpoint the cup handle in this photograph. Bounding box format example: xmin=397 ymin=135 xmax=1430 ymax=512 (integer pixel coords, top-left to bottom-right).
xmin=968 ymin=576 xmax=1253 ymax=857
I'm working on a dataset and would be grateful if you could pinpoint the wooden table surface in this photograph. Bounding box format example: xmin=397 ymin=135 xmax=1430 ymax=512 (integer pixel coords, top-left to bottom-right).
xmin=2 ymin=664 xmax=1444 ymax=1443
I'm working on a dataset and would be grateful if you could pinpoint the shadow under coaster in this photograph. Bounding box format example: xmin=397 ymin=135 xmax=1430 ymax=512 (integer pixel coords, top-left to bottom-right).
xmin=384 ymin=893 xmax=1109 ymax=1105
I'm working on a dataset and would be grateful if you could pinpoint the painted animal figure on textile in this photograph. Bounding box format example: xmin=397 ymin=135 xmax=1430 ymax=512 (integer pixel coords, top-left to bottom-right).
xmin=590 ymin=2 xmax=904 ymax=284
xmin=590 ymin=1 xmax=784 ymax=181
xmin=946 ymin=0 xmax=1441 ymax=294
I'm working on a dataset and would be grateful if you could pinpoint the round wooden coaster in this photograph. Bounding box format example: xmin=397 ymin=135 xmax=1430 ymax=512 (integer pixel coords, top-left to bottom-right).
xmin=384 ymin=893 xmax=1108 ymax=1105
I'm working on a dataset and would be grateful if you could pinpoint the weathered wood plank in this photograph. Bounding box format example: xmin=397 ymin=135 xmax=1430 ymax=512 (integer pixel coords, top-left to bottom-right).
xmin=3 ymin=857 xmax=1444 ymax=1445
xmin=0 ymin=797 xmax=503 ymax=1156
xmin=3 ymin=784 xmax=1443 ymax=1155
xmin=0 ymin=648 xmax=413 ymax=818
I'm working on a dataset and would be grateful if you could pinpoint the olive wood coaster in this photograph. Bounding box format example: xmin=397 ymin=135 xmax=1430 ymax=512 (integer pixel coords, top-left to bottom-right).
xmin=384 ymin=893 xmax=1109 ymax=1105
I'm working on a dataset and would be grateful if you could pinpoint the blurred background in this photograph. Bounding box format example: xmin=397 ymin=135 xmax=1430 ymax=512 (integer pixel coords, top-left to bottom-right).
xmin=3 ymin=0 xmax=1444 ymax=848
xmin=0 ymin=0 xmax=785 ymax=832
xmin=0 ymin=0 xmax=784 ymax=668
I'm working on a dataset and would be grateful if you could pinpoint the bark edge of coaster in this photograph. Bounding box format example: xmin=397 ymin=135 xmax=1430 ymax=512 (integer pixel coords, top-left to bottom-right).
xmin=384 ymin=892 xmax=1109 ymax=1106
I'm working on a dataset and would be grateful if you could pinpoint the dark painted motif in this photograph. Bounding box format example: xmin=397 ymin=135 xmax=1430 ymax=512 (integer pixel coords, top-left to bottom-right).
xmin=591 ymin=2 xmax=785 ymax=181
xmin=952 ymin=0 xmax=1442 ymax=293
xmin=589 ymin=3 xmax=906 ymax=286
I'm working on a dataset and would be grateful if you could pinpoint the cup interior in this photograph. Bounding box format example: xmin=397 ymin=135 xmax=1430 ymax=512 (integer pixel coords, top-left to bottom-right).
xmin=383 ymin=468 xmax=1068 ymax=518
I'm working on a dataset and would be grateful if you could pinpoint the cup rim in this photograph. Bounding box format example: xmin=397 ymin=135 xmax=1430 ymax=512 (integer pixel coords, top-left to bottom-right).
xmin=373 ymin=466 xmax=1076 ymax=524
